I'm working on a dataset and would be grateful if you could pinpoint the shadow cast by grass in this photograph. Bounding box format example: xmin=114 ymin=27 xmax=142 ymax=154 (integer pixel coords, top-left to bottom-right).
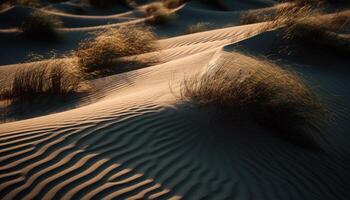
xmin=0 ymin=92 xmax=87 ymax=123
xmin=19 ymin=10 xmax=63 ymax=42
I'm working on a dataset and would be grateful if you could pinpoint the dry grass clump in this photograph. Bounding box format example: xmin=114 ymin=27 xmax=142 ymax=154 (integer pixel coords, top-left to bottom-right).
xmin=144 ymin=2 xmax=176 ymax=25
xmin=186 ymin=22 xmax=212 ymax=34
xmin=20 ymin=11 xmax=63 ymax=40
xmin=280 ymin=10 xmax=350 ymax=55
xmin=76 ymin=27 xmax=157 ymax=74
xmin=240 ymin=1 xmax=350 ymax=55
xmin=240 ymin=3 xmax=318 ymax=26
xmin=0 ymin=60 xmax=82 ymax=102
xmin=180 ymin=53 xmax=326 ymax=146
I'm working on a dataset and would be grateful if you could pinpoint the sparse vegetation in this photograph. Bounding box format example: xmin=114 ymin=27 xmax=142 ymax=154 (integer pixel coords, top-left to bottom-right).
xmin=144 ymin=2 xmax=176 ymax=25
xmin=239 ymin=1 xmax=350 ymax=55
xmin=0 ymin=60 xmax=82 ymax=102
xmin=186 ymin=22 xmax=212 ymax=34
xmin=240 ymin=3 xmax=318 ymax=26
xmin=19 ymin=11 xmax=63 ymax=40
xmin=76 ymin=27 xmax=157 ymax=74
xmin=180 ymin=53 xmax=326 ymax=146
xmin=281 ymin=11 xmax=350 ymax=55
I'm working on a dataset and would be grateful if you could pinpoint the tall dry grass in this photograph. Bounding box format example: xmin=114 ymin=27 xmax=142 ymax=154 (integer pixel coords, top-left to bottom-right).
xmin=240 ymin=1 xmax=350 ymax=55
xmin=76 ymin=27 xmax=157 ymax=74
xmin=0 ymin=60 xmax=82 ymax=102
xmin=281 ymin=11 xmax=350 ymax=55
xmin=180 ymin=53 xmax=326 ymax=147
xmin=240 ymin=3 xmax=318 ymax=26
xmin=20 ymin=10 xmax=63 ymax=40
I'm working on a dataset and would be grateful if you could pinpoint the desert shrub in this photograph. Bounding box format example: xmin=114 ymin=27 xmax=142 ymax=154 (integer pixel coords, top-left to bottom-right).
xmin=76 ymin=27 xmax=157 ymax=74
xmin=0 ymin=60 xmax=82 ymax=102
xmin=186 ymin=22 xmax=212 ymax=34
xmin=241 ymin=2 xmax=350 ymax=55
xmin=20 ymin=11 xmax=63 ymax=40
xmin=240 ymin=3 xmax=318 ymax=26
xmin=144 ymin=2 xmax=176 ymax=25
xmin=180 ymin=53 xmax=326 ymax=147
xmin=280 ymin=10 xmax=350 ymax=55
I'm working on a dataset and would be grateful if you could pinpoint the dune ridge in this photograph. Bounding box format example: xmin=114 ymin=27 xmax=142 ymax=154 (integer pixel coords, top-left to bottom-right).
xmin=1 ymin=0 xmax=350 ymax=199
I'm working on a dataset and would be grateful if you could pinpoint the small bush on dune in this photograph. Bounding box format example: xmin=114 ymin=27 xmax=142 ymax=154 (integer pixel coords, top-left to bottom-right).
xmin=240 ymin=3 xmax=317 ymax=26
xmin=186 ymin=22 xmax=212 ymax=34
xmin=20 ymin=11 xmax=63 ymax=40
xmin=240 ymin=1 xmax=350 ymax=55
xmin=144 ymin=2 xmax=176 ymax=25
xmin=76 ymin=27 xmax=157 ymax=74
xmin=280 ymin=10 xmax=350 ymax=55
xmin=0 ymin=60 xmax=82 ymax=102
xmin=180 ymin=53 xmax=326 ymax=147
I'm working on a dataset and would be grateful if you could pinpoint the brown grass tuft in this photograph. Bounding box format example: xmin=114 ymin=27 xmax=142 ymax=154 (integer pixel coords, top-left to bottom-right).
xmin=281 ymin=11 xmax=350 ymax=55
xmin=240 ymin=3 xmax=318 ymax=26
xmin=240 ymin=1 xmax=350 ymax=55
xmin=20 ymin=10 xmax=63 ymax=40
xmin=76 ymin=26 xmax=157 ymax=74
xmin=0 ymin=60 xmax=82 ymax=102
xmin=180 ymin=53 xmax=326 ymax=146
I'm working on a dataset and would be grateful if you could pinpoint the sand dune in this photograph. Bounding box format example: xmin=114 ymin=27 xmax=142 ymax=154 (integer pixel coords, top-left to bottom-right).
xmin=1 ymin=0 xmax=350 ymax=199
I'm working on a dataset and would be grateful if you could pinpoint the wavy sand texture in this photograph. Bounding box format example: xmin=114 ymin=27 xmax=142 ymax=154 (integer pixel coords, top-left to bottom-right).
xmin=1 ymin=0 xmax=350 ymax=199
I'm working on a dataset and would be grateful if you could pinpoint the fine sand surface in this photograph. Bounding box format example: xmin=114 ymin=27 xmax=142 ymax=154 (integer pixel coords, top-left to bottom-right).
xmin=1 ymin=0 xmax=350 ymax=199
